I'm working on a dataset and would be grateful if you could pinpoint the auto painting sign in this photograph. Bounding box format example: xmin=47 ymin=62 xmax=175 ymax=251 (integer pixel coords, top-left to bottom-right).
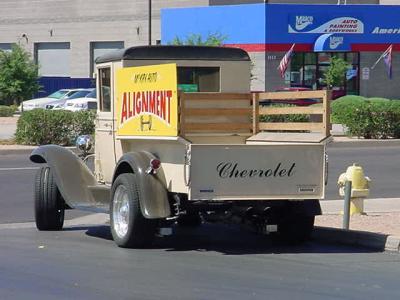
xmin=116 ymin=64 xmax=178 ymax=137
xmin=289 ymin=14 xmax=364 ymax=34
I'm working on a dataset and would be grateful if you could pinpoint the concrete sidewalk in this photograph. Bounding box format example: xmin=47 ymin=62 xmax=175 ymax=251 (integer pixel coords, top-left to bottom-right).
xmin=316 ymin=198 xmax=400 ymax=252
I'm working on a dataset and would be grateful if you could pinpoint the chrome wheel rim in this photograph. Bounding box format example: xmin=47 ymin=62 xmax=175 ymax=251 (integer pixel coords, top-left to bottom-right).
xmin=113 ymin=185 xmax=130 ymax=238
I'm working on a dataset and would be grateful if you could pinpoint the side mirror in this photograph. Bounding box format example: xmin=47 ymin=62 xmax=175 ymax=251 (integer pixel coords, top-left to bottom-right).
xmin=76 ymin=135 xmax=93 ymax=156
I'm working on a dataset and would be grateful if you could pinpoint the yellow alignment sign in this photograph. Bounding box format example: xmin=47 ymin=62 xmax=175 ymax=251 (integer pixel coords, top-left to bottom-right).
xmin=116 ymin=63 xmax=178 ymax=136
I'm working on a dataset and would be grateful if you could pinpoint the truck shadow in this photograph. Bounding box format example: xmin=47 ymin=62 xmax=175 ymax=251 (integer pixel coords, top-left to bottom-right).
xmin=64 ymin=223 xmax=381 ymax=255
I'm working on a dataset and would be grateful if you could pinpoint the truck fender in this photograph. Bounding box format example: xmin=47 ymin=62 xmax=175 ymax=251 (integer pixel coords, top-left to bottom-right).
xmin=30 ymin=145 xmax=98 ymax=209
xmin=112 ymin=151 xmax=171 ymax=219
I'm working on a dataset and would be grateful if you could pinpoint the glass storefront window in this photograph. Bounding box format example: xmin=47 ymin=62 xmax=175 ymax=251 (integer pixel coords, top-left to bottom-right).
xmin=304 ymin=53 xmax=316 ymax=65
xmin=289 ymin=51 xmax=360 ymax=94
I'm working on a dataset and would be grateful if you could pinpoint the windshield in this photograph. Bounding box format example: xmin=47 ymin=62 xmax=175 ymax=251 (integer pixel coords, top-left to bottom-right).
xmin=48 ymin=90 xmax=69 ymax=99
xmin=85 ymin=90 xmax=96 ymax=98
xmin=67 ymin=90 xmax=92 ymax=100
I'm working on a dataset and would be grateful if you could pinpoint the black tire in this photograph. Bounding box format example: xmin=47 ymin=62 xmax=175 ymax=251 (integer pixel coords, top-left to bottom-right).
xmin=177 ymin=212 xmax=202 ymax=227
xmin=277 ymin=215 xmax=315 ymax=244
xmin=110 ymin=173 xmax=157 ymax=248
xmin=34 ymin=167 xmax=65 ymax=231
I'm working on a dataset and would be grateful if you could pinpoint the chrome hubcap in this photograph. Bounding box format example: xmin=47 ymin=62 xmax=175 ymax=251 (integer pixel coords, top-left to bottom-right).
xmin=113 ymin=185 xmax=130 ymax=238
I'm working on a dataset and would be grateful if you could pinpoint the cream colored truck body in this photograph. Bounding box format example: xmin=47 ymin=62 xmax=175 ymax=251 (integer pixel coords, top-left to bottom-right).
xmin=31 ymin=46 xmax=330 ymax=218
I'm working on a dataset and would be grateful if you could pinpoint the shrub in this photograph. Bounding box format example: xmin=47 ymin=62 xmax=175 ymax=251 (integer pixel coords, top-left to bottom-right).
xmin=15 ymin=109 xmax=95 ymax=145
xmin=259 ymin=104 xmax=310 ymax=124
xmin=331 ymin=96 xmax=400 ymax=139
xmin=0 ymin=105 xmax=16 ymax=117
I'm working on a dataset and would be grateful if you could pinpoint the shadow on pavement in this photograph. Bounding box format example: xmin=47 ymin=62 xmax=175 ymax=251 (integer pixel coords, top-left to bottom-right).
xmin=64 ymin=222 xmax=380 ymax=255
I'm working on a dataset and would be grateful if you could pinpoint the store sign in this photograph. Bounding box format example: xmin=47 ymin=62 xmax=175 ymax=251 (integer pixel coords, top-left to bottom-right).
xmin=314 ymin=33 xmax=350 ymax=52
xmin=116 ymin=63 xmax=178 ymax=137
xmin=289 ymin=15 xmax=364 ymax=34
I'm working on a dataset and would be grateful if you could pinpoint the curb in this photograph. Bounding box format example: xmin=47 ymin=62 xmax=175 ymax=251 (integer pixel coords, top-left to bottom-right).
xmin=313 ymin=226 xmax=400 ymax=252
xmin=330 ymin=138 xmax=400 ymax=148
xmin=0 ymin=146 xmax=76 ymax=155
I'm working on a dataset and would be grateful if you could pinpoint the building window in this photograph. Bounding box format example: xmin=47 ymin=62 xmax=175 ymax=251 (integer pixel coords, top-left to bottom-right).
xmin=98 ymin=68 xmax=111 ymax=112
xmin=290 ymin=52 xmax=360 ymax=95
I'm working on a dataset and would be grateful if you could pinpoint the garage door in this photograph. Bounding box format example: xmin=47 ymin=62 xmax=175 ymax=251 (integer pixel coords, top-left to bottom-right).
xmin=35 ymin=42 xmax=70 ymax=77
xmin=90 ymin=41 xmax=124 ymax=75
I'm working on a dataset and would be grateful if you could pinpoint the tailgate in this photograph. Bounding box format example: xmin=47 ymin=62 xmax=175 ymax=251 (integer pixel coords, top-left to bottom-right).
xmin=189 ymin=144 xmax=325 ymax=200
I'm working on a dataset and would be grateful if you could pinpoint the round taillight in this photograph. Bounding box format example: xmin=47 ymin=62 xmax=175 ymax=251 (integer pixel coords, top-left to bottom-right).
xmin=150 ymin=159 xmax=161 ymax=170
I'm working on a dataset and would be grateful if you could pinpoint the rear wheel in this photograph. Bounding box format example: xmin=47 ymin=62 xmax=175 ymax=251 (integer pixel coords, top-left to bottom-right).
xmin=110 ymin=173 xmax=157 ymax=248
xmin=34 ymin=167 xmax=65 ymax=231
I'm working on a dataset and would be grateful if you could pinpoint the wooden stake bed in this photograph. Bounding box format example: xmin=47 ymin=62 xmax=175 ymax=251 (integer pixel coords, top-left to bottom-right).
xmin=179 ymin=90 xmax=332 ymax=144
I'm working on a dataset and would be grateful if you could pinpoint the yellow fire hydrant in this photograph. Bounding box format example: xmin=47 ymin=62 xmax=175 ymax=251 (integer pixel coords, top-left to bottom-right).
xmin=337 ymin=164 xmax=371 ymax=215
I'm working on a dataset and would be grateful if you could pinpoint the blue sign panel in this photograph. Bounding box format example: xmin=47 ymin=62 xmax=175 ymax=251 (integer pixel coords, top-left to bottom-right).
xmin=314 ymin=34 xmax=351 ymax=52
xmin=266 ymin=4 xmax=400 ymax=44
xmin=162 ymin=4 xmax=400 ymax=50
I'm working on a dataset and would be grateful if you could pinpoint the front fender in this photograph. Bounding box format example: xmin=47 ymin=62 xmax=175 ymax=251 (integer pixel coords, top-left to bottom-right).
xmin=30 ymin=145 xmax=99 ymax=209
xmin=113 ymin=151 xmax=171 ymax=219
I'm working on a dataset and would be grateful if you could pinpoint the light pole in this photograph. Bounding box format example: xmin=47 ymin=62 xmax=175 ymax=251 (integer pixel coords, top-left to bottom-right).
xmin=148 ymin=0 xmax=152 ymax=45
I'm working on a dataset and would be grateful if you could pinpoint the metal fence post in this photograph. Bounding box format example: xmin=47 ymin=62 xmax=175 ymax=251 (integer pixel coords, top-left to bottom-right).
xmin=343 ymin=180 xmax=352 ymax=230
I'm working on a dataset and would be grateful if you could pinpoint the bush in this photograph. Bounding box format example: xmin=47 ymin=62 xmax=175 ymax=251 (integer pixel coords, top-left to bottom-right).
xmin=259 ymin=104 xmax=310 ymax=123
xmin=15 ymin=109 xmax=95 ymax=145
xmin=331 ymin=96 xmax=400 ymax=139
xmin=0 ymin=105 xmax=16 ymax=117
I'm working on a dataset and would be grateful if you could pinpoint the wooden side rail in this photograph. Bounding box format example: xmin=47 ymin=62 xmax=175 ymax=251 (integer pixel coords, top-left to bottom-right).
xmin=255 ymin=90 xmax=331 ymax=137
xmin=178 ymin=90 xmax=331 ymax=140
xmin=179 ymin=92 xmax=253 ymax=136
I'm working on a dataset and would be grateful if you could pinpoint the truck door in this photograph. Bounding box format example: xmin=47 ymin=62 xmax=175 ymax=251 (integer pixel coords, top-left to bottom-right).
xmin=95 ymin=65 xmax=116 ymax=183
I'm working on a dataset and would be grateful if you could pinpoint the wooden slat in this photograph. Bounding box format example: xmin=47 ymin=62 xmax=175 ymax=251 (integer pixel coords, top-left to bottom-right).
xmin=252 ymin=93 xmax=259 ymax=134
xmin=259 ymin=122 xmax=323 ymax=131
xmin=184 ymin=108 xmax=252 ymax=116
xmin=178 ymin=91 xmax=186 ymax=136
xmin=259 ymin=106 xmax=324 ymax=115
xmin=323 ymin=90 xmax=332 ymax=137
xmin=183 ymin=92 xmax=251 ymax=101
xmin=185 ymin=123 xmax=252 ymax=131
xmin=258 ymin=90 xmax=327 ymax=100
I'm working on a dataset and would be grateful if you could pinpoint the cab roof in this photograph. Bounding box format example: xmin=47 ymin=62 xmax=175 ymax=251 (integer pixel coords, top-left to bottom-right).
xmin=95 ymin=45 xmax=250 ymax=64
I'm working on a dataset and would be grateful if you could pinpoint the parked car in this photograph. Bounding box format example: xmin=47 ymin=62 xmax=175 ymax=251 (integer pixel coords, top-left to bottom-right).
xmin=64 ymin=89 xmax=97 ymax=111
xmin=19 ymin=89 xmax=85 ymax=111
xmin=47 ymin=88 xmax=95 ymax=110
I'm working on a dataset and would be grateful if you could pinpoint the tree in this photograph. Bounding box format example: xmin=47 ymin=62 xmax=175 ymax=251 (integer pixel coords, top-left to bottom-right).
xmin=323 ymin=56 xmax=351 ymax=89
xmin=0 ymin=44 xmax=41 ymax=105
xmin=170 ymin=32 xmax=227 ymax=46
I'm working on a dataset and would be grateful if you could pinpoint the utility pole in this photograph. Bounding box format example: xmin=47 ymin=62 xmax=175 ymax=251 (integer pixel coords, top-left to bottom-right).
xmin=148 ymin=0 xmax=152 ymax=45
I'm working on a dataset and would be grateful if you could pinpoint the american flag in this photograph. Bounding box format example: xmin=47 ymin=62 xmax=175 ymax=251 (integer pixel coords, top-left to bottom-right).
xmin=383 ymin=44 xmax=393 ymax=79
xmin=278 ymin=44 xmax=295 ymax=78
xmin=371 ymin=44 xmax=393 ymax=79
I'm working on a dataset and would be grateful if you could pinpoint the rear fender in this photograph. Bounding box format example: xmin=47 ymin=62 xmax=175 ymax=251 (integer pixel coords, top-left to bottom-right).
xmin=113 ymin=151 xmax=171 ymax=219
xmin=30 ymin=145 xmax=99 ymax=209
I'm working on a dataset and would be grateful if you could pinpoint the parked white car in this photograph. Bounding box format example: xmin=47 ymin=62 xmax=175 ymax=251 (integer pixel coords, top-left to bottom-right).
xmin=64 ymin=89 xmax=97 ymax=111
xmin=47 ymin=89 xmax=94 ymax=110
xmin=19 ymin=89 xmax=80 ymax=111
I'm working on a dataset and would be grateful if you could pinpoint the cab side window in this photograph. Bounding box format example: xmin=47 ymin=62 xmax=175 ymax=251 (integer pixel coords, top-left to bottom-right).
xmin=99 ymin=68 xmax=111 ymax=112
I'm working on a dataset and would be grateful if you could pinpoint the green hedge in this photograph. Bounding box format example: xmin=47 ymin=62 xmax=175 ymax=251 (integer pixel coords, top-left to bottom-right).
xmin=0 ymin=105 xmax=16 ymax=117
xmin=15 ymin=109 xmax=95 ymax=145
xmin=331 ymin=96 xmax=400 ymax=139
xmin=259 ymin=104 xmax=310 ymax=123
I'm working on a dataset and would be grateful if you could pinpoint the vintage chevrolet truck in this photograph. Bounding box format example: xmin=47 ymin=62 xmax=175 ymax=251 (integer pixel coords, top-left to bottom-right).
xmin=30 ymin=45 xmax=331 ymax=248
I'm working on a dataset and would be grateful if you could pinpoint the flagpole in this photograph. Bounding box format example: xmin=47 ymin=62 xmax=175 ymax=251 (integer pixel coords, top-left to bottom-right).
xmin=371 ymin=44 xmax=392 ymax=70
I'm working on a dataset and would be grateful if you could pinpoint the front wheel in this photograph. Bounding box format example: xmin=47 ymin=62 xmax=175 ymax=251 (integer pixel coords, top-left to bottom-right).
xmin=110 ymin=173 xmax=157 ymax=248
xmin=34 ymin=167 xmax=65 ymax=231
